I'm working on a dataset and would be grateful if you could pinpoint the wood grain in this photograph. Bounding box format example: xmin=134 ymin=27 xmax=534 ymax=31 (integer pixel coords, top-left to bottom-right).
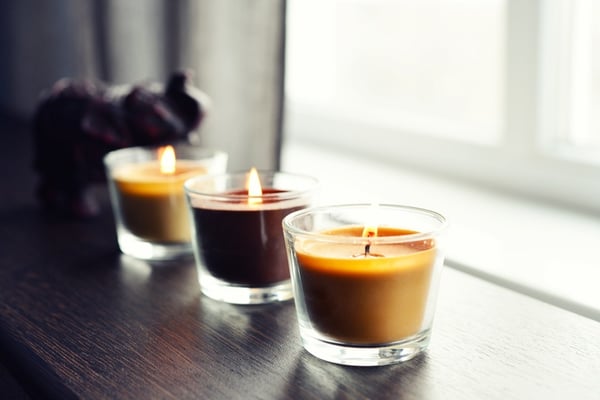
xmin=1 ymin=114 xmax=599 ymax=399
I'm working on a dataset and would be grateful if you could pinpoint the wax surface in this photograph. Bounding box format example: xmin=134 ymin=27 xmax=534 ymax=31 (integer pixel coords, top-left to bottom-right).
xmin=191 ymin=189 xmax=304 ymax=285
xmin=295 ymin=226 xmax=436 ymax=344
xmin=113 ymin=161 xmax=208 ymax=242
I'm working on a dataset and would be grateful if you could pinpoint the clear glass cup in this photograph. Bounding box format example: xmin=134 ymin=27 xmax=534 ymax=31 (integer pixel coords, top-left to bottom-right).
xmin=282 ymin=204 xmax=447 ymax=366
xmin=184 ymin=171 xmax=318 ymax=304
xmin=104 ymin=144 xmax=228 ymax=261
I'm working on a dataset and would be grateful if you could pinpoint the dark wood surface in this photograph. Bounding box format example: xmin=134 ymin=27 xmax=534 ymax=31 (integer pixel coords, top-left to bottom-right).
xmin=1 ymin=114 xmax=600 ymax=399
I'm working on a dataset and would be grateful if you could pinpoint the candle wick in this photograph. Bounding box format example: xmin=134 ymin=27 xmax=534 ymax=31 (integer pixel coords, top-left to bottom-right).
xmin=353 ymin=241 xmax=384 ymax=258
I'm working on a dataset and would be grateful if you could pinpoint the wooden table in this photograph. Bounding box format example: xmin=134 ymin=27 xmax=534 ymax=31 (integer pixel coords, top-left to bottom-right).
xmin=1 ymin=114 xmax=599 ymax=399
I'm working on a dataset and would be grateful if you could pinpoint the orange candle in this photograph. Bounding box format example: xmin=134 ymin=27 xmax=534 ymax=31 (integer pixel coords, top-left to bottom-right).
xmin=112 ymin=158 xmax=209 ymax=243
xmin=295 ymin=226 xmax=437 ymax=344
xmin=106 ymin=145 xmax=228 ymax=261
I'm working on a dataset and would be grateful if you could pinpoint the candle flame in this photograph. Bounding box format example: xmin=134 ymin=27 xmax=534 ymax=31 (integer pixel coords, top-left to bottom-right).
xmin=353 ymin=204 xmax=384 ymax=257
xmin=246 ymin=167 xmax=263 ymax=205
xmin=361 ymin=225 xmax=378 ymax=238
xmin=159 ymin=145 xmax=176 ymax=174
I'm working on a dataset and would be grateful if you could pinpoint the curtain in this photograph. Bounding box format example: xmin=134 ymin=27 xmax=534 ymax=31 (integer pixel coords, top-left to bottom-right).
xmin=0 ymin=0 xmax=286 ymax=170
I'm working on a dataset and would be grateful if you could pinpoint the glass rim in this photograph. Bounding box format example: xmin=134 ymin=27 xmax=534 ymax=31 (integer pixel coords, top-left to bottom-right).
xmin=103 ymin=144 xmax=227 ymax=165
xmin=282 ymin=203 xmax=448 ymax=244
xmin=184 ymin=170 xmax=319 ymax=202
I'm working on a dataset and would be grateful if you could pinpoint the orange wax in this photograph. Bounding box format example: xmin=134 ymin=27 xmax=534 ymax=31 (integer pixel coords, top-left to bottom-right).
xmin=113 ymin=161 xmax=208 ymax=242
xmin=296 ymin=226 xmax=436 ymax=344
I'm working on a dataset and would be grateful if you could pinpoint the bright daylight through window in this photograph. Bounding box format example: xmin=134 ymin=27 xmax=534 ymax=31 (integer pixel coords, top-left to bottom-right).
xmin=285 ymin=0 xmax=600 ymax=214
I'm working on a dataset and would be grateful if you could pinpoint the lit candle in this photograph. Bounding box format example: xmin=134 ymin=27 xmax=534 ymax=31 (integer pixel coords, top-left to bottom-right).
xmin=105 ymin=145 xmax=227 ymax=260
xmin=185 ymin=169 xmax=317 ymax=304
xmin=112 ymin=145 xmax=209 ymax=242
xmin=295 ymin=225 xmax=436 ymax=343
xmin=282 ymin=204 xmax=446 ymax=366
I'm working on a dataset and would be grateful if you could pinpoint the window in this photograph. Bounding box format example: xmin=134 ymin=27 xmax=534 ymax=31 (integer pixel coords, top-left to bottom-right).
xmin=285 ymin=0 xmax=600 ymax=214
xmin=542 ymin=0 xmax=600 ymax=159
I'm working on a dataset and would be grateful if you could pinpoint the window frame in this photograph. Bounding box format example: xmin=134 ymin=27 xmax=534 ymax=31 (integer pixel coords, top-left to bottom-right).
xmin=284 ymin=0 xmax=600 ymax=214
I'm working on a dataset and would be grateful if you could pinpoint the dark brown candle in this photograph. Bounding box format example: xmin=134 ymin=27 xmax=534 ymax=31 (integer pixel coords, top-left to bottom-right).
xmin=191 ymin=189 xmax=304 ymax=285
xmin=185 ymin=169 xmax=317 ymax=304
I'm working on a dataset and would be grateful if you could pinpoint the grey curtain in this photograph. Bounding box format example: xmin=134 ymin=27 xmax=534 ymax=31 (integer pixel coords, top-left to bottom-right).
xmin=0 ymin=0 xmax=285 ymax=170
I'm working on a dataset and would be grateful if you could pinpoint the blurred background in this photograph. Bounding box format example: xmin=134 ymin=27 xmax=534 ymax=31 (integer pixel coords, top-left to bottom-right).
xmin=0 ymin=0 xmax=285 ymax=171
xmin=2 ymin=0 xmax=599 ymax=211
xmin=285 ymin=0 xmax=600 ymax=214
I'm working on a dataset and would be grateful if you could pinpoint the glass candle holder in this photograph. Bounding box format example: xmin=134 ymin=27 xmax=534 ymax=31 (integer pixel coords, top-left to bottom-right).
xmin=184 ymin=171 xmax=318 ymax=304
xmin=104 ymin=144 xmax=228 ymax=261
xmin=282 ymin=204 xmax=447 ymax=366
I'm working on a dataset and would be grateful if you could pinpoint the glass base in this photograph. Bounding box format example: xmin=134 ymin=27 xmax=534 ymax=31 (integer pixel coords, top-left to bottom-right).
xmin=198 ymin=273 xmax=293 ymax=305
xmin=300 ymin=329 xmax=431 ymax=366
xmin=117 ymin=229 xmax=193 ymax=261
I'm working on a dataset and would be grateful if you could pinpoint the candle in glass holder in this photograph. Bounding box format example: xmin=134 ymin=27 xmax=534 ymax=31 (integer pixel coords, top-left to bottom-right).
xmin=283 ymin=204 xmax=447 ymax=366
xmin=105 ymin=145 xmax=227 ymax=261
xmin=185 ymin=168 xmax=317 ymax=304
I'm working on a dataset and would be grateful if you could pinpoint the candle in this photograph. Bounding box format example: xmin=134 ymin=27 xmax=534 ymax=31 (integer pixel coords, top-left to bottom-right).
xmin=191 ymin=188 xmax=301 ymax=285
xmin=105 ymin=145 xmax=228 ymax=260
xmin=185 ymin=169 xmax=317 ymax=304
xmin=113 ymin=158 xmax=204 ymax=243
xmin=282 ymin=204 xmax=447 ymax=366
xmin=295 ymin=226 xmax=436 ymax=344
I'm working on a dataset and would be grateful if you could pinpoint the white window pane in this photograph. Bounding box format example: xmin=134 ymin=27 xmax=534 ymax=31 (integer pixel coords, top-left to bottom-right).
xmin=287 ymin=0 xmax=507 ymax=145
xmin=551 ymin=0 xmax=600 ymax=156
xmin=583 ymin=0 xmax=600 ymax=147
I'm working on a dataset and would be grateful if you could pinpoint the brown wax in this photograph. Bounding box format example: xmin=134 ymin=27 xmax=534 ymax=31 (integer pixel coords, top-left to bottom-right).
xmin=191 ymin=189 xmax=305 ymax=285
xmin=113 ymin=161 xmax=208 ymax=242
xmin=296 ymin=226 xmax=436 ymax=344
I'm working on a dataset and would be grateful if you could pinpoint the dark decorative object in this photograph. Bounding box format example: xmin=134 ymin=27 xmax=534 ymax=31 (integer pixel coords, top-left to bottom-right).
xmin=33 ymin=71 xmax=208 ymax=219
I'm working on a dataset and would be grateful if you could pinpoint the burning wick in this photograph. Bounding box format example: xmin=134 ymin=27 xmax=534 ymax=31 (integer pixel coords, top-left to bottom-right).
xmin=158 ymin=145 xmax=176 ymax=175
xmin=354 ymin=226 xmax=384 ymax=258
xmin=246 ymin=167 xmax=263 ymax=206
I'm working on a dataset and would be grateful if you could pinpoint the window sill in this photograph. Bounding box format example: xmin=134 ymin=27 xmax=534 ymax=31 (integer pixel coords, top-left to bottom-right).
xmin=282 ymin=139 xmax=600 ymax=322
